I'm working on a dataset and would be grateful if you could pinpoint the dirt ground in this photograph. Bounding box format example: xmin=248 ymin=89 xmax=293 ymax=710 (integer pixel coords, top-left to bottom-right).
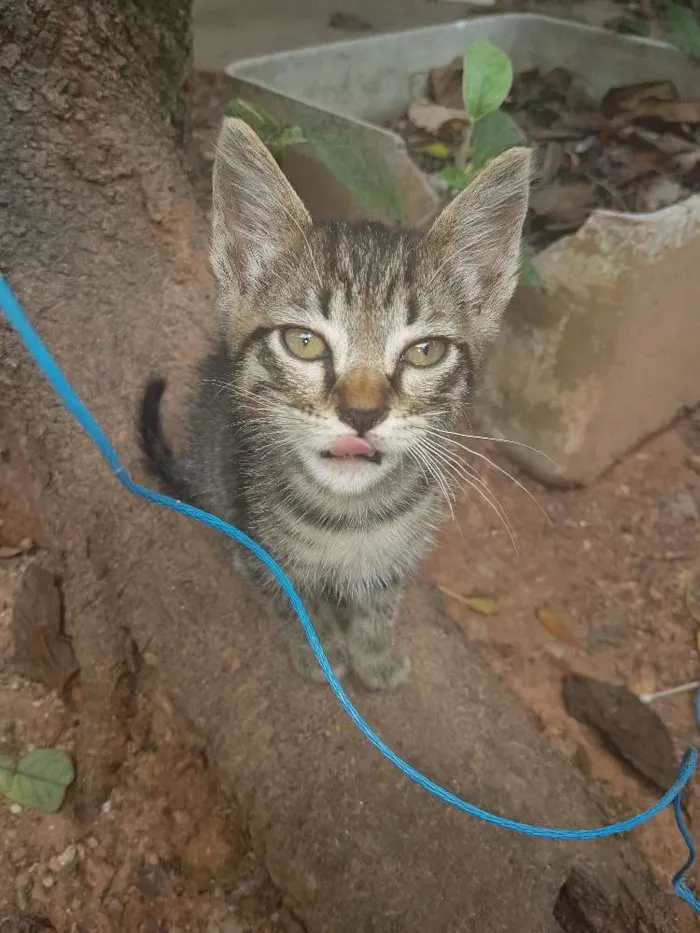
xmin=1 ymin=69 xmax=699 ymax=931
xmin=0 ymin=556 xmax=296 ymax=933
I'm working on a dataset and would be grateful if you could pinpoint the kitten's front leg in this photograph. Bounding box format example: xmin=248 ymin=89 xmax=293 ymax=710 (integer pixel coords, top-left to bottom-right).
xmin=345 ymin=586 xmax=410 ymax=691
xmin=266 ymin=590 xmax=348 ymax=683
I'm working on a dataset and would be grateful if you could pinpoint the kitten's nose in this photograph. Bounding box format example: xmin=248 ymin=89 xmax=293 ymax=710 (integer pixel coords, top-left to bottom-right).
xmin=334 ymin=368 xmax=391 ymax=436
xmin=338 ymin=405 xmax=388 ymax=436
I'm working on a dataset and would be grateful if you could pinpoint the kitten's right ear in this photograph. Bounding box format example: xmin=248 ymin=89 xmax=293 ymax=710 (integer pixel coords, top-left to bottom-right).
xmin=210 ymin=117 xmax=312 ymax=297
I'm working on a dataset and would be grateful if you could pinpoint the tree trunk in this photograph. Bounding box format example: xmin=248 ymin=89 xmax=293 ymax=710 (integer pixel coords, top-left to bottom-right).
xmin=1 ymin=0 xmax=209 ymax=811
xmin=0 ymin=4 xmax=693 ymax=931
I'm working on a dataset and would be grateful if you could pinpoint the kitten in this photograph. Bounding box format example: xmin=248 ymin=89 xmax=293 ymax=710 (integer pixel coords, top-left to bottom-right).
xmin=139 ymin=117 xmax=531 ymax=690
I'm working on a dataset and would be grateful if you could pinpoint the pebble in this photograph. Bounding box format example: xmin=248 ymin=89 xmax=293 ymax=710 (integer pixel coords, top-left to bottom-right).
xmin=58 ymin=843 xmax=77 ymax=868
xmin=668 ymin=491 xmax=698 ymax=521
xmin=11 ymin=845 xmax=26 ymax=865
xmin=10 ymin=803 xmax=22 ymax=815
xmin=42 ymin=874 xmax=55 ymax=889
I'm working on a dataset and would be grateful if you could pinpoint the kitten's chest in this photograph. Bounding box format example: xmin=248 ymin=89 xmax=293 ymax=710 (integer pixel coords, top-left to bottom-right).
xmin=257 ymin=496 xmax=439 ymax=597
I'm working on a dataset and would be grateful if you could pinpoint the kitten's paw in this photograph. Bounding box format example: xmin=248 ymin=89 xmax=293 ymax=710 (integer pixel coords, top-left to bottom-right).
xmin=350 ymin=649 xmax=411 ymax=691
xmin=289 ymin=641 xmax=347 ymax=684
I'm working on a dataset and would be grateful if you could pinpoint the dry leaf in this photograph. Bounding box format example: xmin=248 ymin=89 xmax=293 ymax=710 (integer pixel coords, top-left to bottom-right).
xmin=635 ymin=175 xmax=687 ymax=212
xmin=11 ymin=565 xmax=79 ymax=692
xmin=536 ymin=606 xmax=580 ymax=646
xmin=408 ymin=100 xmax=468 ymax=135
xmin=416 ymin=141 xmax=451 ymax=159
xmin=437 ymin=584 xmax=509 ymax=616
xmin=0 ymin=538 xmax=33 ymax=560
xmin=602 ymin=81 xmax=678 ymax=116
xmin=428 ymin=57 xmax=463 ymax=110
xmin=563 ymin=675 xmax=678 ymax=794
xmin=632 ymin=100 xmax=700 ymax=124
xmin=529 ymin=181 xmax=594 ymax=226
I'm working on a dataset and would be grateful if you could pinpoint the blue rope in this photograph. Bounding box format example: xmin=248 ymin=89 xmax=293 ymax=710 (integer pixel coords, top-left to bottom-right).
xmin=1 ymin=274 xmax=697 ymax=913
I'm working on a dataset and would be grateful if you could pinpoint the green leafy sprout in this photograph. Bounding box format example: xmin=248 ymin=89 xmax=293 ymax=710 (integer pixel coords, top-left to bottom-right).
xmin=440 ymin=40 xmax=540 ymax=287
xmin=226 ymin=99 xmax=306 ymax=164
xmin=1 ymin=748 xmax=75 ymax=814
xmin=664 ymin=0 xmax=700 ymax=57
xmin=616 ymin=1 xmax=700 ymax=55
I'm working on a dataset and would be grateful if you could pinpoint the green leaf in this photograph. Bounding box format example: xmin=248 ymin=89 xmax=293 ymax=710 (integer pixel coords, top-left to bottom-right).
xmin=226 ymin=98 xmax=279 ymax=135
xmin=416 ymin=141 xmax=451 ymax=160
xmin=520 ymin=256 xmax=543 ymax=288
xmin=665 ymin=1 xmax=700 ymax=58
xmin=462 ymin=41 xmax=514 ymax=121
xmin=0 ymin=749 xmax=75 ymax=813
xmin=275 ymin=125 xmax=306 ymax=148
xmin=471 ymin=109 xmax=526 ymax=170
xmin=440 ymin=165 xmax=470 ymax=190
xmin=302 ymin=122 xmax=400 ymax=221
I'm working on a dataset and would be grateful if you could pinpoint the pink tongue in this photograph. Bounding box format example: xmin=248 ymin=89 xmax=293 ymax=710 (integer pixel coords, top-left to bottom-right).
xmin=329 ymin=435 xmax=374 ymax=458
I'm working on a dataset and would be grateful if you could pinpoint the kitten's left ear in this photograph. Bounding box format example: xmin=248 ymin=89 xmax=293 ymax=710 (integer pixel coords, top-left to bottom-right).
xmin=424 ymin=147 xmax=532 ymax=331
xmin=210 ymin=117 xmax=312 ymax=298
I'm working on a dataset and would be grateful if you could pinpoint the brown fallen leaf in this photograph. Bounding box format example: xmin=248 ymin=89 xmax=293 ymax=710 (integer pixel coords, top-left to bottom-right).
xmin=408 ymin=100 xmax=468 ymax=135
xmin=632 ymin=99 xmax=700 ymax=124
xmin=635 ymin=175 xmax=687 ymax=212
xmin=529 ymin=181 xmax=594 ymax=226
xmin=674 ymin=149 xmax=700 ymax=171
xmin=0 ymin=538 xmax=33 ymax=560
xmin=428 ymin=57 xmax=463 ymax=110
xmin=563 ymin=674 xmax=679 ymax=795
xmin=538 ymin=141 xmax=565 ymax=185
xmin=536 ymin=606 xmax=580 ymax=646
xmin=437 ymin=584 xmax=510 ymax=616
xmin=11 ymin=565 xmax=79 ymax=692
xmin=602 ymin=81 xmax=678 ymax=117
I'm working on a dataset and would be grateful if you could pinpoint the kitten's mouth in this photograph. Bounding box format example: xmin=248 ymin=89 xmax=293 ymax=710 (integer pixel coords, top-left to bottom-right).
xmin=320 ymin=435 xmax=383 ymax=465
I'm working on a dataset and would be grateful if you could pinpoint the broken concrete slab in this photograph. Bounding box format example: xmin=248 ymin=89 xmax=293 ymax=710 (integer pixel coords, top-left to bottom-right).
xmin=480 ymin=198 xmax=700 ymax=485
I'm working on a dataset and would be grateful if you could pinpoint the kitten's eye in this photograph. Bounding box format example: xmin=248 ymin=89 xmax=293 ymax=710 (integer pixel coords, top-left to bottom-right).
xmin=404 ymin=338 xmax=447 ymax=368
xmin=282 ymin=327 xmax=327 ymax=361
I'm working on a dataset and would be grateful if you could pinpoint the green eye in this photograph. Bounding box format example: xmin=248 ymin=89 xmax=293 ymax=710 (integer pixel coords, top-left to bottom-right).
xmin=404 ymin=338 xmax=448 ymax=368
xmin=282 ymin=327 xmax=327 ymax=361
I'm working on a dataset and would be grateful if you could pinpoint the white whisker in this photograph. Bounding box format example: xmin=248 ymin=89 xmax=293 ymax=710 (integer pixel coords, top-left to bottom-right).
xmin=429 ymin=430 xmax=550 ymax=524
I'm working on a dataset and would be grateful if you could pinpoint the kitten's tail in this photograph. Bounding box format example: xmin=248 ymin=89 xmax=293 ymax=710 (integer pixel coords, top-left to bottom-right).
xmin=138 ymin=378 xmax=189 ymax=500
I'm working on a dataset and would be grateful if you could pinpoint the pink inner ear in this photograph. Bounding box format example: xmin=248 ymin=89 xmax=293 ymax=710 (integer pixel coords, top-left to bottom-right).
xmin=329 ymin=436 xmax=374 ymax=457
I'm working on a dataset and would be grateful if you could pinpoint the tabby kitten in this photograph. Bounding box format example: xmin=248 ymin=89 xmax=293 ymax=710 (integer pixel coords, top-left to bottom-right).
xmin=139 ymin=117 xmax=531 ymax=690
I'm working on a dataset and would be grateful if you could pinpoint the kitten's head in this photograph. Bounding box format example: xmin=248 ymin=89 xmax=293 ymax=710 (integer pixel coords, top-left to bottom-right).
xmin=211 ymin=118 xmax=531 ymax=496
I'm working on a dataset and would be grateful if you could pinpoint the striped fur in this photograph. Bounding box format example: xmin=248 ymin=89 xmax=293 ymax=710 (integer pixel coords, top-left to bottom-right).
xmin=139 ymin=119 xmax=531 ymax=689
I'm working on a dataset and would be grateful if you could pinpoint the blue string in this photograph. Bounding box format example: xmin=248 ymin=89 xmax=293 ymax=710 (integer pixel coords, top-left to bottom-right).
xmin=1 ymin=274 xmax=697 ymax=913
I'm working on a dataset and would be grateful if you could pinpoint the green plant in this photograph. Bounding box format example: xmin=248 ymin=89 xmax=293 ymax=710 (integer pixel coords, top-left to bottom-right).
xmin=226 ymin=99 xmax=306 ymax=163
xmin=665 ymin=0 xmax=700 ymax=57
xmin=440 ymin=41 xmax=539 ymax=287
xmin=227 ymin=100 xmax=401 ymax=220
xmin=0 ymin=748 xmax=75 ymax=813
xmin=440 ymin=41 xmax=526 ymax=191
xmin=616 ymin=1 xmax=700 ymax=55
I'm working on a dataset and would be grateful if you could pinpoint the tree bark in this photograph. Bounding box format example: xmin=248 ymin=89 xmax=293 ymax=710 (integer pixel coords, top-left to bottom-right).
xmin=1 ymin=0 xmax=208 ymax=812
xmin=0 ymin=3 xmax=693 ymax=931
